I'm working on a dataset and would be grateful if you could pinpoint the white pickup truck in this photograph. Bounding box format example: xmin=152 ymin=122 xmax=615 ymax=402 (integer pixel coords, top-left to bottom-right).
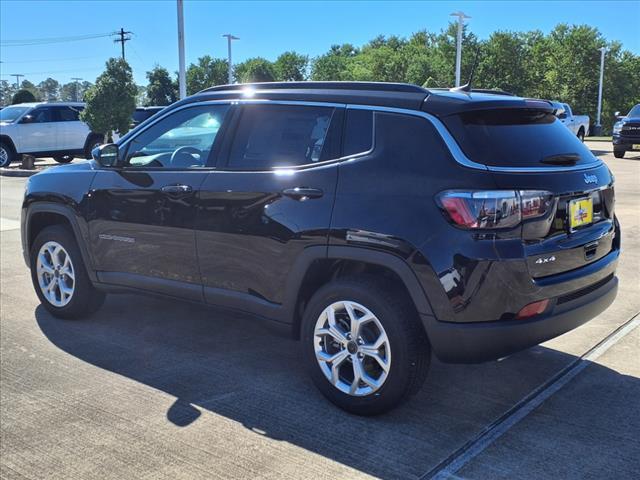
xmin=551 ymin=101 xmax=590 ymax=142
xmin=0 ymin=102 xmax=104 ymax=167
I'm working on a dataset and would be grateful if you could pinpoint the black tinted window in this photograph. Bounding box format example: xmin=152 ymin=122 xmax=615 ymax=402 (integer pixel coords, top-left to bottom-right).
xmin=344 ymin=109 xmax=373 ymax=156
xmin=443 ymin=109 xmax=596 ymax=167
xmin=54 ymin=106 xmax=81 ymax=122
xmin=31 ymin=108 xmax=52 ymax=123
xmin=228 ymin=104 xmax=335 ymax=170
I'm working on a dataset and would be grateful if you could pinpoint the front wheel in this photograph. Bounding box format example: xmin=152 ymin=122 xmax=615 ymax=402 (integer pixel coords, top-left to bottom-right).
xmin=53 ymin=155 xmax=74 ymax=164
xmin=0 ymin=141 xmax=16 ymax=167
xmin=30 ymin=225 xmax=105 ymax=319
xmin=577 ymin=128 xmax=585 ymax=142
xmin=613 ymin=149 xmax=625 ymax=159
xmin=301 ymin=276 xmax=430 ymax=415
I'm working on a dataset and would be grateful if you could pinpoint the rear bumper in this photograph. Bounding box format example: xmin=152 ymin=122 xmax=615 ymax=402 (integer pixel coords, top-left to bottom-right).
xmin=423 ymin=271 xmax=618 ymax=363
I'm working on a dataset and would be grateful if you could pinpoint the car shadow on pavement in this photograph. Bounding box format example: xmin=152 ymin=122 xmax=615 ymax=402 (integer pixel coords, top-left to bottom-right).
xmin=35 ymin=294 xmax=639 ymax=479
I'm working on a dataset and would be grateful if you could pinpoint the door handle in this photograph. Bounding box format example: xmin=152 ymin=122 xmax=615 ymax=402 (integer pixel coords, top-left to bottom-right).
xmin=161 ymin=184 xmax=193 ymax=194
xmin=282 ymin=187 xmax=324 ymax=200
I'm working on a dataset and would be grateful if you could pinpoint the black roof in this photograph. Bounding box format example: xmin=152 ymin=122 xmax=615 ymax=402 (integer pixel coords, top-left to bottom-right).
xmin=169 ymin=81 xmax=552 ymax=117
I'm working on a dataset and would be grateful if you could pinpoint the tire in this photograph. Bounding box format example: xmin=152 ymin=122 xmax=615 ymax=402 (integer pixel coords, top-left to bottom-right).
xmin=84 ymin=134 xmax=104 ymax=159
xmin=613 ymin=149 xmax=625 ymax=159
xmin=301 ymin=275 xmax=430 ymax=415
xmin=53 ymin=155 xmax=74 ymax=164
xmin=577 ymin=128 xmax=585 ymax=142
xmin=0 ymin=141 xmax=16 ymax=168
xmin=30 ymin=225 xmax=105 ymax=319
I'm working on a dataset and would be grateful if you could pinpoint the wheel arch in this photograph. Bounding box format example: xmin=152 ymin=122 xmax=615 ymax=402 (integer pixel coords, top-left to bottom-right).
xmin=286 ymin=246 xmax=435 ymax=339
xmin=24 ymin=203 xmax=98 ymax=282
xmin=0 ymin=135 xmax=18 ymax=154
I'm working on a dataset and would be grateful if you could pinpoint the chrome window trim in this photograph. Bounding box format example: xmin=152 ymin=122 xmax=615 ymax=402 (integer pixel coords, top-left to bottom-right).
xmin=119 ymin=98 xmax=603 ymax=174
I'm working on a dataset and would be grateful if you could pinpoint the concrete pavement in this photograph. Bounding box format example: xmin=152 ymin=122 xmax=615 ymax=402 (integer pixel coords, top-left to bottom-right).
xmin=1 ymin=144 xmax=638 ymax=479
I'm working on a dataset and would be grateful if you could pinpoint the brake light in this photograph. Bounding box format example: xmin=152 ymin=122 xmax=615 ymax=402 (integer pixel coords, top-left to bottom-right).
xmin=437 ymin=190 xmax=553 ymax=229
xmin=516 ymin=299 xmax=550 ymax=319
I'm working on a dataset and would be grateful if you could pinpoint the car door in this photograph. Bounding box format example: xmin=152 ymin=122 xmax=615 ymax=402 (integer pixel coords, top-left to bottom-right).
xmin=196 ymin=102 xmax=343 ymax=311
xmin=87 ymin=103 xmax=231 ymax=299
xmin=563 ymin=104 xmax=576 ymax=134
xmin=52 ymin=105 xmax=89 ymax=151
xmin=19 ymin=106 xmax=57 ymax=153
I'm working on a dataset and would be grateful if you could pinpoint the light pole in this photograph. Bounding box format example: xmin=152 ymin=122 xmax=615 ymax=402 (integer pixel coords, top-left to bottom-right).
xmin=450 ymin=11 xmax=471 ymax=87
xmin=223 ymin=34 xmax=239 ymax=84
xmin=595 ymin=46 xmax=608 ymax=136
xmin=177 ymin=0 xmax=187 ymax=99
xmin=71 ymin=77 xmax=82 ymax=101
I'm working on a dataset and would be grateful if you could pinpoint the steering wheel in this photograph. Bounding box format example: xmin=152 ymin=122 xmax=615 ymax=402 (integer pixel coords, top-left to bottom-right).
xmin=170 ymin=146 xmax=202 ymax=167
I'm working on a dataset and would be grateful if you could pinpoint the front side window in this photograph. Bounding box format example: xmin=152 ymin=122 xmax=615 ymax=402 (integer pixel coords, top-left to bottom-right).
xmin=29 ymin=108 xmax=52 ymax=123
xmin=227 ymin=104 xmax=335 ymax=170
xmin=124 ymin=105 xmax=229 ymax=168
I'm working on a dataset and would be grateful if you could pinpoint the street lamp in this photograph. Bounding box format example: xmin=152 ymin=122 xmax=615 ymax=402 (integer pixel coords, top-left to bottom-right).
xmin=177 ymin=0 xmax=187 ymax=99
xmin=595 ymin=46 xmax=608 ymax=136
xmin=450 ymin=11 xmax=471 ymax=87
xmin=223 ymin=34 xmax=240 ymax=84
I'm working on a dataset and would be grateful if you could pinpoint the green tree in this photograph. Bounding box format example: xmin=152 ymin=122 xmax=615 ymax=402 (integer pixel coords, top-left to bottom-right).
xmin=273 ymin=51 xmax=308 ymax=81
xmin=311 ymin=44 xmax=359 ymax=80
xmin=37 ymin=77 xmax=60 ymax=102
xmin=234 ymin=57 xmax=276 ymax=83
xmin=186 ymin=56 xmax=228 ymax=94
xmin=18 ymin=80 xmax=40 ymax=101
xmin=145 ymin=65 xmax=178 ymax=105
xmin=81 ymin=58 xmax=137 ymax=138
xmin=11 ymin=89 xmax=37 ymax=104
xmin=0 ymin=80 xmax=16 ymax=106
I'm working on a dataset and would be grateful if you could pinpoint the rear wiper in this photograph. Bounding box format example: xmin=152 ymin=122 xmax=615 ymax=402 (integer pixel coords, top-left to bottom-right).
xmin=541 ymin=153 xmax=580 ymax=165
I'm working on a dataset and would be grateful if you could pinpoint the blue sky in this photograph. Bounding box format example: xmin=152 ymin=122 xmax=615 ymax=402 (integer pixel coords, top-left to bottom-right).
xmin=1 ymin=0 xmax=639 ymax=86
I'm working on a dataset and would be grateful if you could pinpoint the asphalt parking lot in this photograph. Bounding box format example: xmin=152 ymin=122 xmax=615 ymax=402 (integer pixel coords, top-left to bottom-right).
xmin=1 ymin=142 xmax=638 ymax=480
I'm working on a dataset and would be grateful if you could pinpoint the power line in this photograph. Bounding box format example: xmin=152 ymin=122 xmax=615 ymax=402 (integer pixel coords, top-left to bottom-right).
xmin=0 ymin=55 xmax=104 ymax=64
xmin=1 ymin=32 xmax=114 ymax=47
xmin=10 ymin=74 xmax=23 ymax=89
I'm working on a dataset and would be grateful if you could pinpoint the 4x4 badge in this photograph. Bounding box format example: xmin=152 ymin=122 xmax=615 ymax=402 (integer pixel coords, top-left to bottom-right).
xmin=583 ymin=173 xmax=598 ymax=184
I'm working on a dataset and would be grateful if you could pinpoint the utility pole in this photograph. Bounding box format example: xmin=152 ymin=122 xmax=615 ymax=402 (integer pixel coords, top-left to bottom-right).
xmin=595 ymin=46 xmax=608 ymax=136
xmin=10 ymin=74 xmax=24 ymax=89
xmin=222 ymin=34 xmax=239 ymax=84
xmin=71 ymin=77 xmax=82 ymax=102
xmin=113 ymin=27 xmax=132 ymax=60
xmin=450 ymin=11 xmax=471 ymax=87
xmin=177 ymin=0 xmax=186 ymax=99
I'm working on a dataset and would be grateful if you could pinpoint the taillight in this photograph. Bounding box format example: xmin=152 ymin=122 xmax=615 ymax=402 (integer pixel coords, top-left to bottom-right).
xmin=437 ymin=190 xmax=553 ymax=229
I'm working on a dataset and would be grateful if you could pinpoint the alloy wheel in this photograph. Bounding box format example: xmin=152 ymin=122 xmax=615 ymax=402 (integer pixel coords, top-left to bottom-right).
xmin=314 ymin=301 xmax=391 ymax=396
xmin=36 ymin=241 xmax=75 ymax=307
xmin=0 ymin=146 xmax=8 ymax=167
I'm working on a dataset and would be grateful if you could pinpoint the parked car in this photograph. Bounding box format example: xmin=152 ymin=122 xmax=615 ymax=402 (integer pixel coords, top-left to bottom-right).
xmin=0 ymin=102 xmax=103 ymax=167
xmin=612 ymin=104 xmax=640 ymax=158
xmin=21 ymin=82 xmax=619 ymax=415
xmin=551 ymin=101 xmax=590 ymax=141
xmin=131 ymin=106 xmax=165 ymax=128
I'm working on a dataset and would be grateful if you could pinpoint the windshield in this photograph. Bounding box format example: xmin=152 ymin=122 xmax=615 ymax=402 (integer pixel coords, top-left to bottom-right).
xmin=0 ymin=106 xmax=30 ymax=123
xmin=627 ymin=104 xmax=640 ymax=117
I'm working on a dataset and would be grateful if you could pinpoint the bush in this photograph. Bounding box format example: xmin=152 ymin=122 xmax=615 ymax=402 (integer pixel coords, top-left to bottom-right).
xmin=11 ymin=89 xmax=37 ymax=104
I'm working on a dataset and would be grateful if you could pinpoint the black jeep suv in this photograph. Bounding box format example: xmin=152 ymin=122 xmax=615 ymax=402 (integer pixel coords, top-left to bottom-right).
xmin=22 ymin=82 xmax=619 ymax=415
xmin=613 ymin=104 xmax=640 ymax=158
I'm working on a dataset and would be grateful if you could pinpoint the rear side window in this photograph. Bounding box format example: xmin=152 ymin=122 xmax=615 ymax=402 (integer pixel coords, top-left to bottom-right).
xmin=343 ymin=109 xmax=373 ymax=156
xmin=54 ymin=106 xmax=81 ymax=122
xmin=442 ymin=109 xmax=596 ymax=167
xmin=227 ymin=104 xmax=336 ymax=170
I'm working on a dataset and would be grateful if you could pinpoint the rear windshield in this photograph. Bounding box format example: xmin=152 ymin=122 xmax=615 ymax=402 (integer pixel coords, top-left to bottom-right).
xmin=132 ymin=110 xmax=152 ymax=123
xmin=442 ymin=108 xmax=596 ymax=167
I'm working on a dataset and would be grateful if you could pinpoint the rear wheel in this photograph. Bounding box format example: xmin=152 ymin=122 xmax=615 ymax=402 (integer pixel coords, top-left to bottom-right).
xmin=613 ymin=148 xmax=625 ymax=158
xmin=0 ymin=141 xmax=16 ymax=167
xmin=53 ymin=155 xmax=74 ymax=164
xmin=301 ymin=276 xmax=430 ymax=415
xmin=577 ymin=128 xmax=585 ymax=142
xmin=30 ymin=225 xmax=105 ymax=319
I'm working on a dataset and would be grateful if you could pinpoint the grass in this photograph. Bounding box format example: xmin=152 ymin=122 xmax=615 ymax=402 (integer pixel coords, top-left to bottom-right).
xmin=587 ymin=136 xmax=612 ymax=142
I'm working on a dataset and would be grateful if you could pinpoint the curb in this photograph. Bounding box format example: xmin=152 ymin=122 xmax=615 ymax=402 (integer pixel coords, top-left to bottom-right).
xmin=0 ymin=168 xmax=40 ymax=177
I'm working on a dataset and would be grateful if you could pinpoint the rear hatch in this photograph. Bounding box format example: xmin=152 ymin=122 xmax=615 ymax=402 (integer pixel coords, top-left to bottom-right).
xmin=439 ymin=104 xmax=616 ymax=279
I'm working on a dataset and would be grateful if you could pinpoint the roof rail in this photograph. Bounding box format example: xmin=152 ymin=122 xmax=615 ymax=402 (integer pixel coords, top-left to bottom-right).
xmin=199 ymin=81 xmax=429 ymax=95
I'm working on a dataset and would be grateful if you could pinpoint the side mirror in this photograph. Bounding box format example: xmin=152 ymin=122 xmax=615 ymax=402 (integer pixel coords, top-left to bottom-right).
xmin=20 ymin=115 xmax=35 ymax=124
xmin=92 ymin=143 xmax=119 ymax=167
